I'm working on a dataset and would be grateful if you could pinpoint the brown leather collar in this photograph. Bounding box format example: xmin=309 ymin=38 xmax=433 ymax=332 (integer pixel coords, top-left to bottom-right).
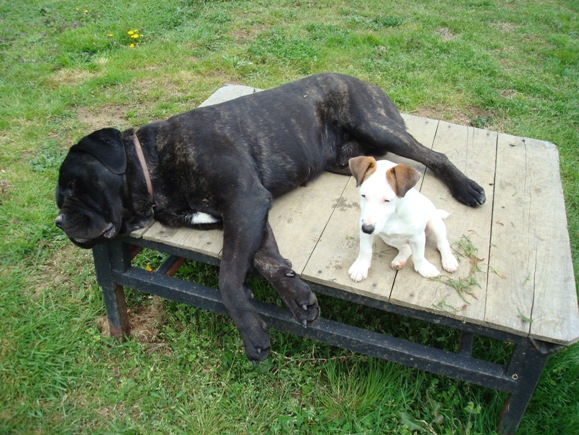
xmin=132 ymin=133 xmax=154 ymax=202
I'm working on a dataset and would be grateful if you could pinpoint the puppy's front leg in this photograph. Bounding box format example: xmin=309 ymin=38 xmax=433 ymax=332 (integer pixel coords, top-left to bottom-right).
xmin=349 ymin=231 xmax=374 ymax=282
xmin=390 ymin=243 xmax=412 ymax=270
xmin=408 ymin=233 xmax=440 ymax=278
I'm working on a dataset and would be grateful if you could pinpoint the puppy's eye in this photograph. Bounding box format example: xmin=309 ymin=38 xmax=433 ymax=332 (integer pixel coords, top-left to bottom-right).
xmin=361 ymin=194 xmax=366 ymax=199
xmin=384 ymin=199 xmax=390 ymax=203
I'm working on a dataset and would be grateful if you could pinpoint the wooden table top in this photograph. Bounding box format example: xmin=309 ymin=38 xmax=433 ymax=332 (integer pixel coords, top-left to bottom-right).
xmin=131 ymin=84 xmax=578 ymax=346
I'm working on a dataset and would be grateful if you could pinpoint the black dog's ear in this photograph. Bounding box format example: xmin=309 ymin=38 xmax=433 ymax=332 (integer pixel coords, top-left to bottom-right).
xmin=72 ymin=128 xmax=127 ymax=174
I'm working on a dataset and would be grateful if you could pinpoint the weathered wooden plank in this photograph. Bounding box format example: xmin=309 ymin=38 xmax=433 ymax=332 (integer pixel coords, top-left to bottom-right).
xmin=524 ymin=138 xmax=579 ymax=344
xmin=129 ymin=220 xmax=154 ymax=238
xmin=485 ymin=134 xmax=539 ymax=338
xmin=269 ymin=173 xmax=350 ymax=274
xmin=302 ymin=113 xmax=441 ymax=300
xmin=487 ymin=135 xmax=579 ymax=344
xmin=389 ymin=122 xmax=497 ymax=325
xmin=199 ymin=84 xmax=260 ymax=107
xmin=141 ymin=222 xmax=221 ymax=258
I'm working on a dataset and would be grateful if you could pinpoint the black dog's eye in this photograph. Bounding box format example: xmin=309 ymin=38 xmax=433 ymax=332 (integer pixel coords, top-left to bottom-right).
xmin=61 ymin=180 xmax=76 ymax=197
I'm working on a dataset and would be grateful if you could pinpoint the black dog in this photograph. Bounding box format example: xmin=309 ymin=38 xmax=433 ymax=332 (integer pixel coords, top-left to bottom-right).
xmin=56 ymin=73 xmax=485 ymax=362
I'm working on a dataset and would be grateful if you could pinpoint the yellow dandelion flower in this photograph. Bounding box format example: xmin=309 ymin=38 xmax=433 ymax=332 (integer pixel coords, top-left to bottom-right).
xmin=84 ymin=9 xmax=89 ymax=13
xmin=145 ymin=264 xmax=153 ymax=271
xmin=107 ymin=33 xmax=113 ymax=37
xmin=131 ymin=34 xmax=139 ymax=39
xmin=128 ymin=30 xmax=134 ymax=35
xmin=129 ymin=43 xmax=135 ymax=48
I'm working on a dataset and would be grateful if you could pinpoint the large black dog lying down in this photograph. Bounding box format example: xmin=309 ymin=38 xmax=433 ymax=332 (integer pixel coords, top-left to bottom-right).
xmin=56 ymin=73 xmax=485 ymax=362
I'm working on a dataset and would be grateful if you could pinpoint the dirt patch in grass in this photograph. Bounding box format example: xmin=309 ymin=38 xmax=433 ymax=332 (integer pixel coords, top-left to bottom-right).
xmin=0 ymin=172 xmax=10 ymax=199
xmin=494 ymin=21 xmax=518 ymax=33
xmin=50 ymin=68 xmax=99 ymax=87
xmin=99 ymin=296 xmax=167 ymax=346
xmin=76 ymin=106 xmax=130 ymax=131
xmin=230 ymin=26 xmax=266 ymax=43
xmin=30 ymin=243 xmax=94 ymax=297
xmin=436 ymin=27 xmax=455 ymax=41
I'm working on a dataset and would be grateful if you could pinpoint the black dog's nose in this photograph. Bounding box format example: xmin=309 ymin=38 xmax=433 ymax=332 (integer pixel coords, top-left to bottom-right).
xmin=55 ymin=214 xmax=64 ymax=228
xmin=362 ymin=223 xmax=375 ymax=234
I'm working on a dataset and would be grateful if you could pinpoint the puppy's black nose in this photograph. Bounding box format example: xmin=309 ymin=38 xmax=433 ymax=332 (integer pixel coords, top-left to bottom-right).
xmin=362 ymin=223 xmax=375 ymax=234
xmin=55 ymin=214 xmax=64 ymax=228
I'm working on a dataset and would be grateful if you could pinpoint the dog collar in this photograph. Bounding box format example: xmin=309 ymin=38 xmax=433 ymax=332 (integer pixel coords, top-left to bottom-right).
xmin=132 ymin=133 xmax=155 ymax=204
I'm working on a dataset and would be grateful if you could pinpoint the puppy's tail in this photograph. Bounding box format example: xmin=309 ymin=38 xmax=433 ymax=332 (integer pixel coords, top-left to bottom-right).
xmin=436 ymin=209 xmax=450 ymax=220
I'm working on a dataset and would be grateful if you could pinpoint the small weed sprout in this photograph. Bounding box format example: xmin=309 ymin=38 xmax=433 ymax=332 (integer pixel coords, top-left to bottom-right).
xmin=454 ymin=234 xmax=484 ymax=275
xmin=517 ymin=309 xmax=534 ymax=324
xmin=434 ymin=235 xmax=484 ymax=310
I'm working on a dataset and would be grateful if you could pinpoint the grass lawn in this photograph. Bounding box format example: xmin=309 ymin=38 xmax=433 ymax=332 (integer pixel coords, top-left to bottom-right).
xmin=1 ymin=0 xmax=577 ymax=433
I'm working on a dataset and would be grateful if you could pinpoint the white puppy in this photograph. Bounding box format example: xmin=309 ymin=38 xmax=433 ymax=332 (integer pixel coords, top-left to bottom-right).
xmin=348 ymin=156 xmax=458 ymax=280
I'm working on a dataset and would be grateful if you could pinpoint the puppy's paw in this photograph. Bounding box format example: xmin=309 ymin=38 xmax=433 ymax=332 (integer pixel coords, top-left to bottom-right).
xmin=442 ymin=254 xmax=459 ymax=273
xmin=415 ymin=261 xmax=440 ymax=278
xmin=349 ymin=260 xmax=369 ymax=282
xmin=390 ymin=258 xmax=407 ymax=270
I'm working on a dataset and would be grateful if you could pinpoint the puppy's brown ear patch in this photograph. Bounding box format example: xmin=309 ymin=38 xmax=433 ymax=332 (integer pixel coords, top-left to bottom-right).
xmin=386 ymin=164 xmax=422 ymax=197
xmin=349 ymin=156 xmax=377 ymax=187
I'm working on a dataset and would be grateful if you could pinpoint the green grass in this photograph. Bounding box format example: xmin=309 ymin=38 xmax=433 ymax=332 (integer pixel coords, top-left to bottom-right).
xmin=1 ymin=0 xmax=577 ymax=433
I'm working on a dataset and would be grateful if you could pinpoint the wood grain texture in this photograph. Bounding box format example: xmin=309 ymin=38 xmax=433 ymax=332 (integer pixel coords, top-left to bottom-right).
xmin=486 ymin=134 xmax=578 ymax=343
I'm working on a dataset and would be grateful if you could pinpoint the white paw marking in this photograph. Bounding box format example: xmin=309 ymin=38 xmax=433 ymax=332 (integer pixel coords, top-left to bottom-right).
xmin=349 ymin=260 xmax=370 ymax=282
xmin=415 ymin=261 xmax=440 ymax=278
xmin=442 ymin=254 xmax=459 ymax=273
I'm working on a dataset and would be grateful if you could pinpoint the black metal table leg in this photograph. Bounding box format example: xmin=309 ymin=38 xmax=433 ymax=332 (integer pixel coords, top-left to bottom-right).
xmin=498 ymin=339 xmax=562 ymax=434
xmin=92 ymin=242 xmax=132 ymax=339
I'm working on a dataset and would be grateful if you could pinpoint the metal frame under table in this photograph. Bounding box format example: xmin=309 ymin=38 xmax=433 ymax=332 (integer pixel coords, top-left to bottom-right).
xmin=91 ymin=85 xmax=578 ymax=434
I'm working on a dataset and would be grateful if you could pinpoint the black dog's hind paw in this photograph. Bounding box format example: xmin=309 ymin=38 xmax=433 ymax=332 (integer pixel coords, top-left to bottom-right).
xmin=242 ymin=320 xmax=271 ymax=364
xmin=451 ymin=178 xmax=486 ymax=207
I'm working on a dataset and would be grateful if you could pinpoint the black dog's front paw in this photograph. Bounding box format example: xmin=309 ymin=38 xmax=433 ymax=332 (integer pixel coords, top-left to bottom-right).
xmin=451 ymin=177 xmax=486 ymax=207
xmin=280 ymin=272 xmax=320 ymax=326
xmin=295 ymin=291 xmax=320 ymax=327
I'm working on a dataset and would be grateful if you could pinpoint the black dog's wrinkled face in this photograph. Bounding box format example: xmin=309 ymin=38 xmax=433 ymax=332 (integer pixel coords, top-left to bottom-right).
xmin=55 ymin=152 xmax=125 ymax=248
xmin=55 ymin=128 xmax=128 ymax=249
